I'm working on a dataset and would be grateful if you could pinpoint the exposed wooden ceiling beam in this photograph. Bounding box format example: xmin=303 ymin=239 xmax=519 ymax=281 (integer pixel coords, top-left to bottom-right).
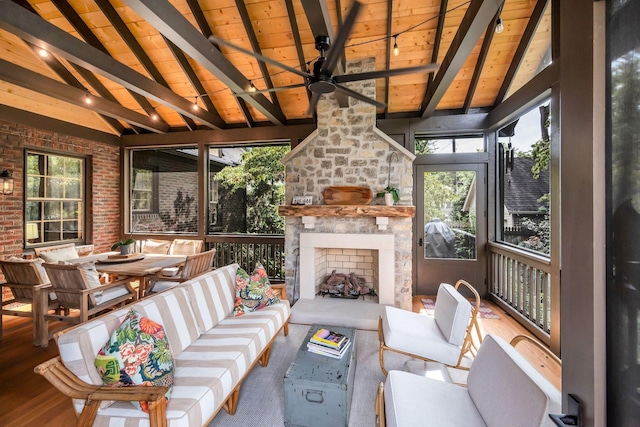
xmin=24 ymin=40 xmax=125 ymax=134
xmin=284 ymin=0 xmax=311 ymax=102
xmin=426 ymin=0 xmax=448 ymax=94
xmin=0 ymin=104 xmax=121 ymax=145
xmin=234 ymin=0 xmax=283 ymax=112
xmin=93 ymin=0 xmax=196 ymax=130
xmin=49 ymin=0 xmax=167 ymax=128
xmin=384 ymin=0 xmax=392 ymax=116
xmin=0 ymin=59 xmax=168 ymax=133
xmin=13 ymin=0 xmax=126 ymax=134
xmin=493 ymin=0 xmax=549 ymax=106
xmin=0 ymin=0 xmax=226 ymax=130
xmin=301 ymin=0 xmax=349 ymax=108
xmin=463 ymin=11 xmax=499 ymax=113
xmin=182 ymin=0 xmax=255 ymax=128
xmin=420 ymin=0 xmax=503 ymax=118
xmin=121 ymin=0 xmax=287 ymax=126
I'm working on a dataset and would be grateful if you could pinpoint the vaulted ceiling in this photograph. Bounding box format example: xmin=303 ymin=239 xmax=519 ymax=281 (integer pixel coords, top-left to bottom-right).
xmin=0 ymin=0 xmax=551 ymax=138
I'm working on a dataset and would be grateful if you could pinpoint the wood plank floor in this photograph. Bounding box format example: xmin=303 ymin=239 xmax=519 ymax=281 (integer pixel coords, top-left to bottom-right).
xmin=0 ymin=297 xmax=561 ymax=426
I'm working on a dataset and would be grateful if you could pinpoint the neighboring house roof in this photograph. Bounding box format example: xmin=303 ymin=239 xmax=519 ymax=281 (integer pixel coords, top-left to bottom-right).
xmin=504 ymin=157 xmax=550 ymax=214
xmin=177 ymin=147 xmax=244 ymax=167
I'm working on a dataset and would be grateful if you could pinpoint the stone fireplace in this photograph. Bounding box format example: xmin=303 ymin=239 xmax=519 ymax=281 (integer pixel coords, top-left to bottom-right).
xmin=280 ymin=57 xmax=415 ymax=314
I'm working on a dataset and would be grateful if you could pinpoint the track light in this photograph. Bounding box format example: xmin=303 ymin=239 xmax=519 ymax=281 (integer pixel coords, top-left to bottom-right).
xmin=393 ymin=35 xmax=399 ymax=56
xmin=151 ymin=113 xmax=158 ymax=121
xmin=84 ymin=92 xmax=92 ymax=105
xmin=248 ymin=81 xmax=257 ymax=92
xmin=495 ymin=16 xmax=504 ymax=33
xmin=38 ymin=48 xmax=48 ymax=58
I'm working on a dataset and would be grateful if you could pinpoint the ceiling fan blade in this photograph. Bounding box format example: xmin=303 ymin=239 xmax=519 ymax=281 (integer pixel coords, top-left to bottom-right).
xmin=306 ymin=92 xmax=322 ymax=116
xmin=334 ymin=64 xmax=441 ymax=84
xmin=237 ymin=83 xmax=307 ymax=95
xmin=208 ymin=35 xmax=310 ymax=79
xmin=320 ymin=1 xmax=362 ymax=74
xmin=334 ymin=84 xmax=386 ymax=109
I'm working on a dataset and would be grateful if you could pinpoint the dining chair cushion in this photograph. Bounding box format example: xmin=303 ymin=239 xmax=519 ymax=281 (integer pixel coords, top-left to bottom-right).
xmin=96 ymin=309 xmax=174 ymax=413
xmin=233 ymin=263 xmax=280 ymax=316
xmin=38 ymin=245 xmax=79 ymax=263
xmin=59 ymin=261 xmax=104 ymax=304
xmin=434 ymin=283 xmax=472 ymax=346
xmin=169 ymin=239 xmax=201 ymax=256
xmin=8 ymin=256 xmax=51 ymax=285
xmin=142 ymin=239 xmax=171 ymax=254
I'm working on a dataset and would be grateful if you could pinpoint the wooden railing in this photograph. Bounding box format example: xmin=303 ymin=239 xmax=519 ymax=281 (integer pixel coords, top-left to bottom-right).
xmin=205 ymin=234 xmax=285 ymax=281
xmin=488 ymin=242 xmax=552 ymax=344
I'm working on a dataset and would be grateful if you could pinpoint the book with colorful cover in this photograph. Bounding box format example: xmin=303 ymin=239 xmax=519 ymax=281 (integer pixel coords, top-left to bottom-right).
xmin=307 ymin=340 xmax=352 ymax=359
xmin=309 ymin=328 xmax=348 ymax=349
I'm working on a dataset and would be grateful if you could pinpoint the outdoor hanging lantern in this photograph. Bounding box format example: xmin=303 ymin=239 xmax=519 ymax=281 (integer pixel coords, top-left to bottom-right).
xmin=1 ymin=170 xmax=14 ymax=195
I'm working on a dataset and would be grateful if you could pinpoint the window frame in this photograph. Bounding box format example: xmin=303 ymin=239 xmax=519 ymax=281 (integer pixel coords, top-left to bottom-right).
xmin=24 ymin=149 xmax=86 ymax=248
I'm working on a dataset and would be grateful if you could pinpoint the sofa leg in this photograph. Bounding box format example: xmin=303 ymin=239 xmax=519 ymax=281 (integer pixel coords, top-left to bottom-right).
xmin=258 ymin=345 xmax=272 ymax=367
xmin=77 ymin=400 xmax=100 ymax=427
xmin=147 ymin=398 xmax=168 ymax=427
xmin=223 ymin=385 xmax=240 ymax=415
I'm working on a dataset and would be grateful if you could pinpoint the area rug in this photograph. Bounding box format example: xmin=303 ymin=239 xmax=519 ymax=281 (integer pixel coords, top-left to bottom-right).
xmin=208 ymin=323 xmax=408 ymax=427
xmin=421 ymin=298 xmax=500 ymax=319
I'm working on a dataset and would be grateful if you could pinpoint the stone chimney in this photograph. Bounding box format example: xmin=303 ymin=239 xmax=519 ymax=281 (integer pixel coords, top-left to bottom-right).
xmin=281 ymin=57 xmax=415 ymax=311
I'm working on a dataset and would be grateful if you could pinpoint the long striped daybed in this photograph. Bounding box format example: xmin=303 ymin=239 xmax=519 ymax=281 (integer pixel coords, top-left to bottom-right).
xmin=34 ymin=264 xmax=291 ymax=427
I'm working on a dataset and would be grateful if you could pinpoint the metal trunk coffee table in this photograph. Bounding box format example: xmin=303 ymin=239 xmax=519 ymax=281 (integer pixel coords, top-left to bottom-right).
xmin=284 ymin=324 xmax=357 ymax=427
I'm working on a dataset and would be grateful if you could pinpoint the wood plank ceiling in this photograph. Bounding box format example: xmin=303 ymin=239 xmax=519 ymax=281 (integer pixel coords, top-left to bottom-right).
xmin=0 ymin=0 xmax=551 ymax=137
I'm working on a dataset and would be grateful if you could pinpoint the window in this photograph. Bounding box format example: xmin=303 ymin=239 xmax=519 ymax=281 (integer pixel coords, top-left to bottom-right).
xmin=129 ymin=148 xmax=198 ymax=234
xmin=497 ymin=101 xmax=551 ymax=255
xmin=415 ymin=135 xmax=485 ymax=154
xmin=132 ymin=168 xmax=155 ymax=212
xmin=25 ymin=151 xmax=84 ymax=246
xmin=208 ymin=145 xmax=288 ymax=234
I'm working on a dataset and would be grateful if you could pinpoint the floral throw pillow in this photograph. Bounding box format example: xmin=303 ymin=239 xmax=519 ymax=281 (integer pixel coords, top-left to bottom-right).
xmin=233 ymin=263 xmax=280 ymax=316
xmin=95 ymin=309 xmax=174 ymax=412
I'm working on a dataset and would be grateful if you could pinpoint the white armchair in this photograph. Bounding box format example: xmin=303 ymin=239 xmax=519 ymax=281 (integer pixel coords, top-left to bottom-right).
xmin=378 ymin=280 xmax=482 ymax=375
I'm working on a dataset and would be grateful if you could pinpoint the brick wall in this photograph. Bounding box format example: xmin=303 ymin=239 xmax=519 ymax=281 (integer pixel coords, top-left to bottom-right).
xmin=0 ymin=120 xmax=120 ymax=298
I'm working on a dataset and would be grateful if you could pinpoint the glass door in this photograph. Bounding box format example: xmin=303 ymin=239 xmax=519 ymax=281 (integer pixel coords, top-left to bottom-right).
xmin=415 ymin=163 xmax=486 ymax=296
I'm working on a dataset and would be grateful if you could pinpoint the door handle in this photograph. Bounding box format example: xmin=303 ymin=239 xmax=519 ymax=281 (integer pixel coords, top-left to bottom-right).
xmin=419 ymin=238 xmax=423 ymax=246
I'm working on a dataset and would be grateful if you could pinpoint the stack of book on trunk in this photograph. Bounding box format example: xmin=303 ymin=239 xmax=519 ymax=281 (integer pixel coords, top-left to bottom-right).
xmin=307 ymin=328 xmax=351 ymax=359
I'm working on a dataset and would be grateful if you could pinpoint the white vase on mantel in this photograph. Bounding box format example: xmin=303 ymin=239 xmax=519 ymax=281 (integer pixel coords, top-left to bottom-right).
xmin=384 ymin=193 xmax=394 ymax=206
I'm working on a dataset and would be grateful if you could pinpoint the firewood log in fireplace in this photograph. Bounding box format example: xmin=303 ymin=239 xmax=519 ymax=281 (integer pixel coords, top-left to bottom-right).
xmin=319 ymin=270 xmax=369 ymax=297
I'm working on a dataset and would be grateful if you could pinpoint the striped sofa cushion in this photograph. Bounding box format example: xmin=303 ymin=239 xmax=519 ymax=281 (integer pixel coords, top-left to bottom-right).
xmin=132 ymin=287 xmax=201 ymax=353
xmin=183 ymin=264 xmax=237 ymax=333
xmin=57 ymin=288 xmax=202 ymax=414
xmin=90 ymin=300 xmax=291 ymax=426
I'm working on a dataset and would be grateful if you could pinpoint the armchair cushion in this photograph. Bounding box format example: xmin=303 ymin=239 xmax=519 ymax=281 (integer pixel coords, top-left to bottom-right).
xmin=8 ymin=256 xmax=51 ymax=285
xmin=233 ymin=263 xmax=280 ymax=316
xmin=38 ymin=245 xmax=79 ymax=263
xmin=62 ymin=261 xmax=103 ymax=304
xmin=383 ymin=306 xmax=462 ymax=366
xmin=434 ymin=283 xmax=471 ymax=346
xmin=96 ymin=309 xmax=174 ymax=413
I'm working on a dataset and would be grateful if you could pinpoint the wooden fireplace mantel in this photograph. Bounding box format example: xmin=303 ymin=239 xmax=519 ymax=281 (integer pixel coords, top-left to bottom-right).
xmin=278 ymin=205 xmax=415 ymax=217
xmin=278 ymin=205 xmax=415 ymax=230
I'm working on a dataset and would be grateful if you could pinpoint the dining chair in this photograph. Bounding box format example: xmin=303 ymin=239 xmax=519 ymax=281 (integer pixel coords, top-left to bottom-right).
xmin=0 ymin=259 xmax=61 ymax=346
xmin=145 ymin=249 xmax=216 ymax=295
xmin=41 ymin=262 xmax=137 ymax=343
xmin=378 ymin=279 xmax=482 ymax=376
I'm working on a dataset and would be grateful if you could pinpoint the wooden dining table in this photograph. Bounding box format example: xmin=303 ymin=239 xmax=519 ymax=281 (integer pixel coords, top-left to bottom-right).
xmin=73 ymin=253 xmax=187 ymax=298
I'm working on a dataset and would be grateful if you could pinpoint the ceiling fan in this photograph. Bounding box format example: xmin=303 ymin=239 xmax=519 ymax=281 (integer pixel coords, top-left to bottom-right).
xmin=208 ymin=0 xmax=439 ymax=115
